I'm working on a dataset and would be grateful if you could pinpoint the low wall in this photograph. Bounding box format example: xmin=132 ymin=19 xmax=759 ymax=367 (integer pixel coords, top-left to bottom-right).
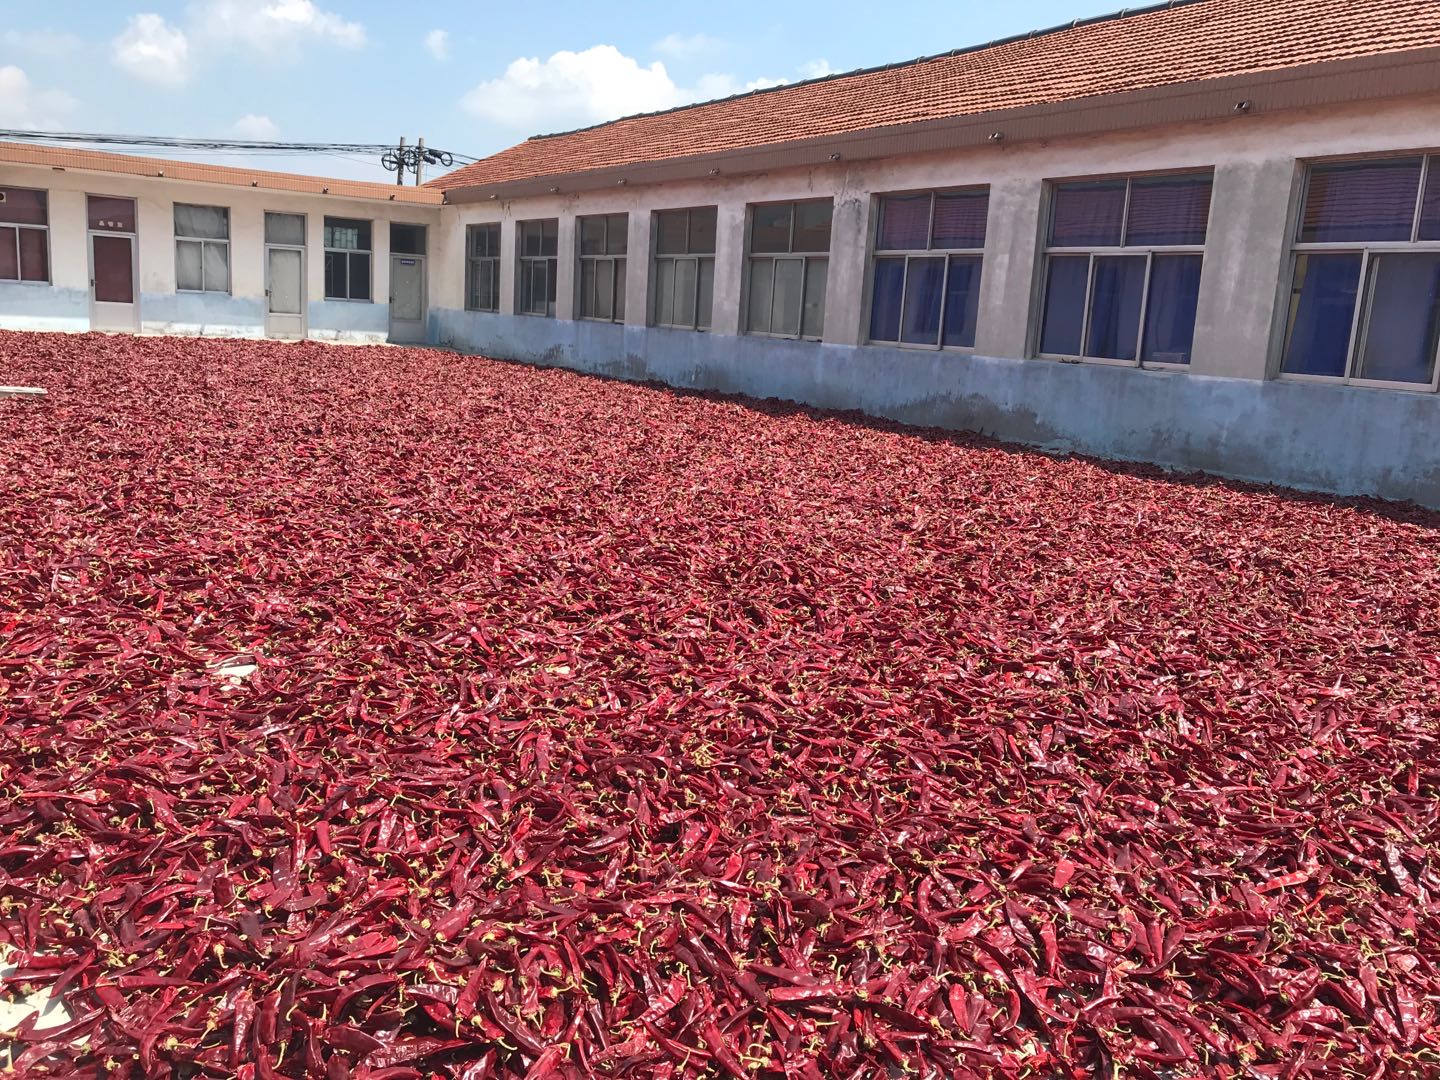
xmin=140 ymin=292 xmax=265 ymax=338
xmin=0 ymin=284 xmax=89 ymax=333
xmin=433 ymin=308 xmax=1440 ymax=508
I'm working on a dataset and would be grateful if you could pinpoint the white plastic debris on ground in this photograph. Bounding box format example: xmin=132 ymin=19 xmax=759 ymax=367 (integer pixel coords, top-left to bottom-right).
xmin=0 ymin=945 xmax=78 ymax=1070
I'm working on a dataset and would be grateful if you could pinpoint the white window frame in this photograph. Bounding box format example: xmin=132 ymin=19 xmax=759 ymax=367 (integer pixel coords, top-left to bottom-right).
xmin=652 ymin=207 xmax=717 ymax=332
xmin=745 ymin=199 xmax=832 ymax=342
xmin=866 ymin=188 xmax=987 ymax=352
xmin=323 ymin=217 xmax=373 ymax=302
xmin=1280 ymin=153 xmax=1440 ymax=394
xmin=0 ymin=186 xmax=51 ymax=285
xmin=465 ymin=222 xmax=501 ymax=313
xmin=1036 ymin=171 xmax=1212 ymax=370
xmin=517 ymin=218 xmax=558 ymax=318
xmin=174 ymin=204 xmax=231 ymax=295
xmin=577 ymin=213 xmax=627 ymax=324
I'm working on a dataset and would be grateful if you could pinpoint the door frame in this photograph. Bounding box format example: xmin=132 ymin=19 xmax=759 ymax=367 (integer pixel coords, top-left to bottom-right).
xmin=86 ymin=193 xmax=139 ymax=332
xmin=264 ymin=210 xmax=308 ymax=340
xmin=388 ymin=251 xmax=428 ymax=343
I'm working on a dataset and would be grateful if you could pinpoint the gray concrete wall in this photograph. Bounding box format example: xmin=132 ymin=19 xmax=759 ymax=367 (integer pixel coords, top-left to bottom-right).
xmin=425 ymin=92 xmax=1440 ymax=506
xmin=433 ymin=308 xmax=1440 ymax=506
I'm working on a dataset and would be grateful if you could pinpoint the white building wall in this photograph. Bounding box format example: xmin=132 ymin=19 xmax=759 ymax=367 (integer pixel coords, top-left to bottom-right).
xmin=0 ymin=164 xmax=441 ymax=341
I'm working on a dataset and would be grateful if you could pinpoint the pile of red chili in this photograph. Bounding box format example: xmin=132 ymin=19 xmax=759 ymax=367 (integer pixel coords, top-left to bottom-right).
xmin=2 ymin=331 xmax=1438 ymax=1078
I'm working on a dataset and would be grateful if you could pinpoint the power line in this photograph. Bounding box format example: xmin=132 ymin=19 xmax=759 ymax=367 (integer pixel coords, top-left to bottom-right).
xmin=0 ymin=128 xmax=479 ymax=166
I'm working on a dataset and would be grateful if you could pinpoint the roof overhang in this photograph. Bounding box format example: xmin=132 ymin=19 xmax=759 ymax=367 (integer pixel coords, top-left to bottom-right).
xmin=443 ymin=47 xmax=1440 ymax=204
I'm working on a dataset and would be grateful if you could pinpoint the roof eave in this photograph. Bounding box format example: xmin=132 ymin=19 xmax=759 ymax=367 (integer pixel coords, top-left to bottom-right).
xmin=441 ymin=47 xmax=1440 ymax=204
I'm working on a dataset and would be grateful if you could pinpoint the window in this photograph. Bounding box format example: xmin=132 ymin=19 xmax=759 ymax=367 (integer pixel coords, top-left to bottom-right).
xmin=578 ymin=213 xmax=627 ymax=323
xmin=1281 ymin=155 xmax=1440 ymax=390
xmin=391 ymin=223 xmax=426 ymax=255
xmin=265 ymin=212 xmax=305 ymax=247
xmin=466 ymin=223 xmax=501 ymax=313
xmin=869 ymin=188 xmax=988 ymax=349
xmin=0 ymin=187 xmax=49 ymax=283
xmin=324 ymin=217 xmax=372 ymax=301
xmin=518 ymin=218 xmax=558 ymax=317
xmin=1038 ymin=172 xmax=1212 ymax=366
xmin=174 ymin=204 xmax=230 ymax=293
xmin=746 ymin=199 xmax=832 ymax=339
xmin=653 ymin=207 xmax=716 ymax=330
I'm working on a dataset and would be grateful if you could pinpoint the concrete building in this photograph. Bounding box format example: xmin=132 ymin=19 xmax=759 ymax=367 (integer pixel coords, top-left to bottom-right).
xmin=4 ymin=0 xmax=1440 ymax=505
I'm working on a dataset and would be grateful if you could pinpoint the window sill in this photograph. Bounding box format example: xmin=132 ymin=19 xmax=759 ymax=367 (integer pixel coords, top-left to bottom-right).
xmin=176 ymin=289 xmax=233 ymax=296
xmin=652 ymin=323 xmax=709 ymax=333
xmin=744 ymin=331 xmax=823 ymax=343
xmin=463 ymin=306 xmax=501 ymax=315
xmin=1277 ymin=372 xmax=1438 ymax=394
xmin=866 ymin=339 xmax=976 ymax=354
xmin=323 ymin=297 xmax=374 ymax=304
xmin=0 ymin=278 xmax=53 ymax=287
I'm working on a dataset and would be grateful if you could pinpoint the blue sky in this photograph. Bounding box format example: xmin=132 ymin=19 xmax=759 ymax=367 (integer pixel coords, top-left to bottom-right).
xmin=1 ymin=1 xmax=1126 ymax=182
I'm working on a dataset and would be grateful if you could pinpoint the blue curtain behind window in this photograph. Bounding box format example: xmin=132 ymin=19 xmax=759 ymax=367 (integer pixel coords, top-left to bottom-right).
xmin=1282 ymin=254 xmax=1362 ymax=376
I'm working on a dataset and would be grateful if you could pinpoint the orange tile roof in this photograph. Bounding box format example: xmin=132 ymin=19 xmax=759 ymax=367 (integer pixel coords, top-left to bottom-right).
xmin=432 ymin=0 xmax=1440 ymax=193
xmin=0 ymin=142 xmax=444 ymax=205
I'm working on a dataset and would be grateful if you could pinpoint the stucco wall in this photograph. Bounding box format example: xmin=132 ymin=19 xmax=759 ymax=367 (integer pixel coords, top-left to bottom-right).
xmin=0 ymin=165 xmax=441 ymax=342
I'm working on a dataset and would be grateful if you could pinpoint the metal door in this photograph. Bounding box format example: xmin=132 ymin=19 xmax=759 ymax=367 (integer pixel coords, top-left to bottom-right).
xmin=89 ymin=233 xmax=137 ymax=331
xmin=265 ymin=247 xmax=305 ymax=339
xmin=388 ymin=254 xmax=426 ymax=343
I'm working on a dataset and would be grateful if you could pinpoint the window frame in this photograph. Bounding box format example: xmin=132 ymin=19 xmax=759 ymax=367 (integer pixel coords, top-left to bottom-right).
xmin=744 ymin=198 xmax=832 ymax=341
xmin=577 ymin=212 xmax=628 ymax=324
xmin=322 ymin=216 xmax=373 ymax=303
xmin=651 ymin=206 xmax=717 ymax=332
xmin=866 ymin=187 xmax=988 ymax=352
xmin=0 ymin=186 xmax=51 ymax=286
xmin=465 ymin=222 xmax=501 ymax=313
xmin=1035 ymin=170 xmax=1213 ymax=370
xmin=1280 ymin=153 xmax=1440 ymax=393
xmin=517 ymin=218 xmax=559 ymax=319
xmin=173 ymin=203 xmax=231 ymax=295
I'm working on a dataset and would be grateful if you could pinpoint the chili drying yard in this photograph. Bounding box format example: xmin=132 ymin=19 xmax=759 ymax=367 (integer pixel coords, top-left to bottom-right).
xmin=2 ymin=331 xmax=1439 ymax=1078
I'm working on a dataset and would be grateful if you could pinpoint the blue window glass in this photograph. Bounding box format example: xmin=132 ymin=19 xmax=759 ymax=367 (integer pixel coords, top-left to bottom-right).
xmin=1354 ymin=253 xmax=1440 ymax=385
xmin=942 ymin=256 xmax=983 ymax=349
xmin=869 ymin=257 xmax=905 ymax=341
xmin=1141 ymin=254 xmax=1203 ymax=365
xmin=1421 ymin=162 xmax=1440 ymax=242
xmin=932 ymin=190 xmax=988 ymax=250
xmin=1050 ymin=181 xmax=1125 ymax=247
xmin=1126 ymin=175 xmax=1212 ymax=246
xmin=1282 ymin=253 xmax=1362 ymax=377
xmin=1299 ymin=160 xmax=1422 ymax=244
xmin=1085 ymin=256 xmax=1145 ymax=361
xmin=1039 ymin=256 xmax=1089 ymax=355
xmin=877 ymin=195 xmax=930 ymax=251
xmin=900 ymin=257 xmax=945 ymax=345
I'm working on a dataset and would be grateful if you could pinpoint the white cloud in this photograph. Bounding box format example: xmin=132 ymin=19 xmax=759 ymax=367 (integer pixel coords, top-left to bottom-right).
xmin=800 ymin=60 xmax=834 ymax=80
xmin=654 ymin=32 xmax=723 ymax=59
xmin=190 ymin=0 xmax=365 ymax=55
xmin=462 ymin=46 xmax=688 ymax=131
xmin=232 ymin=113 xmax=279 ymax=139
xmin=0 ymin=65 xmax=78 ymax=129
xmin=111 ymin=14 xmax=192 ymax=87
xmin=424 ymin=29 xmax=450 ymax=61
xmin=0 ymin=29 xmax=84 ymax=57
xmin=461 ymin=46 xmax=838 ymax=134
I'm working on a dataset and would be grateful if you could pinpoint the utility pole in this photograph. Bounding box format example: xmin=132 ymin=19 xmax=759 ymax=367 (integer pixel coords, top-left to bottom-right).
xmin=415 ymin=138 xmax=426 ymax=186
xmin=395 ymin=137 xmax=406 ymax=186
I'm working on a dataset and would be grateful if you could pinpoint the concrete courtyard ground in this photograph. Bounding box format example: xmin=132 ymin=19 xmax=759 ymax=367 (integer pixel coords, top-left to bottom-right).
xmin=1 ymin=332 xmax=1438 ymax=1077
